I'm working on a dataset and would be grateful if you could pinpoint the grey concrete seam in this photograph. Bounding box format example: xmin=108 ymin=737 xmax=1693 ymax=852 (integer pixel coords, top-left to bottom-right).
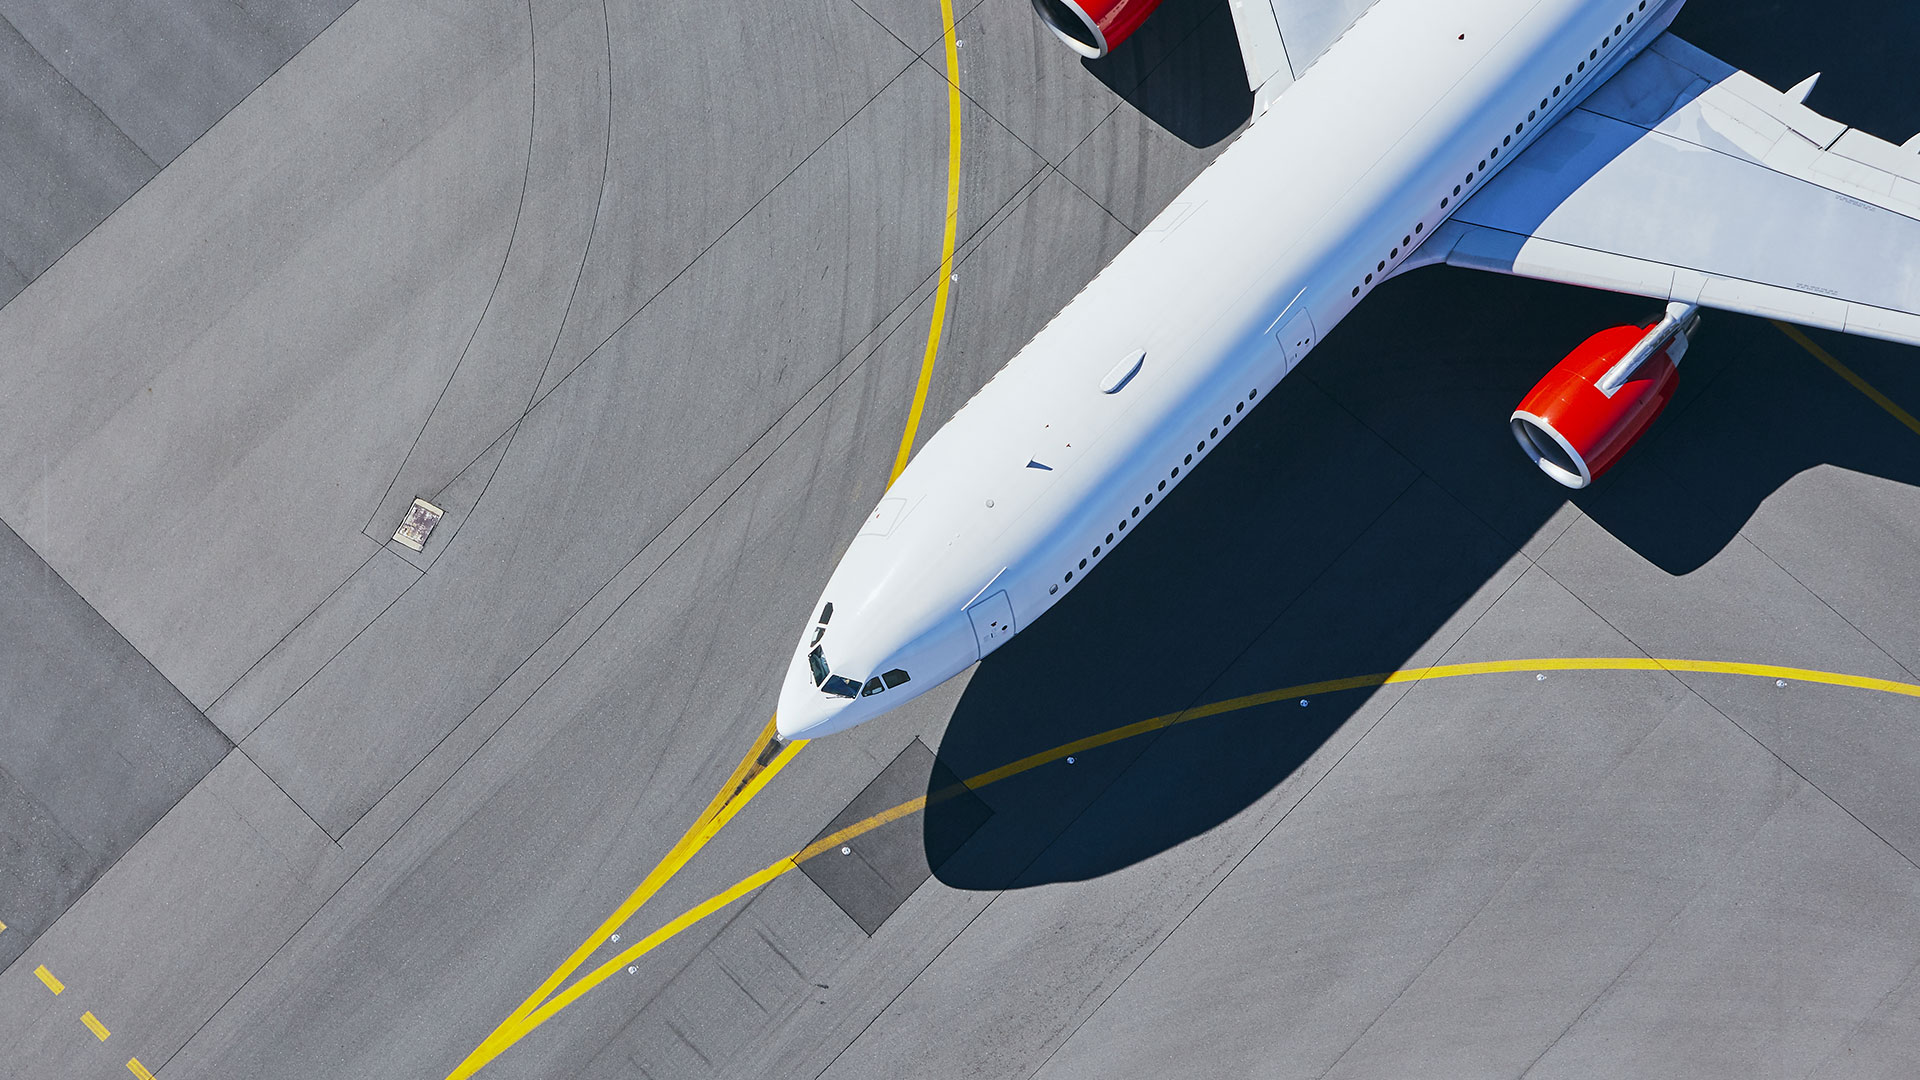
xmin=517 ymin=0 xmax=615 ymax=437
xmin=360 ymin=0 xmax=540 ymax=536
xmin=1314 ymin=678 xmax=1688 ymax=1080
xmin=329 ymin=152 xmax=1056 ymax=852
xmin=0 ymin=12 xmax=160 ymax=173
xmin=1508 ymin=785 xmax=1799 ymax=1080
xmin=235 ymin=746 xmax=341 ymax=852
xmin=204 ymin=544 xmax=387 ymax=715
xmin=0 ymin=0 xmax=367 ymax=316
xmin=1529 ymin=555 xmax=1920 ymax=874
xmin=1020 ymin=485 xmax=1541 ymax=1080
xmin=1734 ymin=528 xmax=1920 ymax=684
xmin=520 ymin=56 xmax=921 ymax=418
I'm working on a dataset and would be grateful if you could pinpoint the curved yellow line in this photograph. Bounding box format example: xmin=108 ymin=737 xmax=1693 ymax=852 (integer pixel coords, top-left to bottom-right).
xmin=888 ymin=0 xmax=964 ymax=486
xmin=451 ymin=7 xmax=967 ymax=1074
xmin=447 ymin=722 xmax=805 ymax=1079
xmin=455 ymin=657 xmax=1919 ymax=1065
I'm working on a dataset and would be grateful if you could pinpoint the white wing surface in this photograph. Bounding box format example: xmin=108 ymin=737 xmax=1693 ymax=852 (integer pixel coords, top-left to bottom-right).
xmin=1419 ymin=33 xmax=1920 ymax=347
xmin=1228 ymin=0 xmax=1381 ymax=110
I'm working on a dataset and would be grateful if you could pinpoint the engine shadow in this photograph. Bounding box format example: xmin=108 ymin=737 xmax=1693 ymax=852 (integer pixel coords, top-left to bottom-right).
xmin=1080 ymin=0 xmax=1252 ymax=147
xmin=925 ymin=264 xmax=1920 ymax=892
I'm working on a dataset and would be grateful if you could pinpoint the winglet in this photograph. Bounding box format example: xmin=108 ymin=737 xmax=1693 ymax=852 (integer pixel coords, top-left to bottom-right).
xmin=1786 ymin=72 xmax=1820 ymax=104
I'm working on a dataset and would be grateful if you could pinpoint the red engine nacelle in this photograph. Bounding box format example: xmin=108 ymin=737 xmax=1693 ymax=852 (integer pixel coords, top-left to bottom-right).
xmin=1511 ymin=304 xmax=1700 ymax=489
xmin=1029 ymin=0 xmax=1166 ymax=59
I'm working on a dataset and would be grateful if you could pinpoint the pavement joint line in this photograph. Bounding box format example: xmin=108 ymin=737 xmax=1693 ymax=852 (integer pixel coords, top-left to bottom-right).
xmin=1773 ymin=320 xmax=1920 ymax=438
xmin=361 ymin=0 xmax=539 ymax=537
xmin=451 ymin=5 xmax=965 ymax=1073
xmin=34 ymin=964 xmax=63 ymax=994
xmin=446 ymin=721 xmax=807 ymax=1080
xmin=451 ymin=657 xmax=1920 ymax=1072
xmin=82 ymin=1010 xmax=110 ymax=1041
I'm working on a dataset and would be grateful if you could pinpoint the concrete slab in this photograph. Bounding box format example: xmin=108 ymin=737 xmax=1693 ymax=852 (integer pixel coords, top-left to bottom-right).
xmin=531 ymin=0 xmax=917 ymax=401
xmin=0 ymin=518 xmax=228 ymax=972
xmin=0 ymin=749 xmax=347 ymax=1076
xmin=205 ymin=547 xmax=421 ymax=743
xmin=242 ymin=59 xmax=1043 ymax=840
xmin=0 ymin=0 xmax=535 ymax=709
xmin=7 ymin=2 xmax=1919 ymax=1079
xmin=0 ymin=0 xmax=354 ymax=165
xmin=362 ymin=0 xmax=614 ymax=539
xmin=1019 ymin=571 xmax=1767 ymax=1080
xmin=1525 ymin=784 xmax=1920 ymax=1080
xmin=0 ymin=14 xmax=155 ymax=309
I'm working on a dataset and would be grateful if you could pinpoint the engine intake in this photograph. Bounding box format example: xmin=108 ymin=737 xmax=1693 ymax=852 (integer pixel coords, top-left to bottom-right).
xmin=1029 ymin=0 xmax=1166 ymax=59
xmin=1511 ymin=302 xmax=1700 ymax=489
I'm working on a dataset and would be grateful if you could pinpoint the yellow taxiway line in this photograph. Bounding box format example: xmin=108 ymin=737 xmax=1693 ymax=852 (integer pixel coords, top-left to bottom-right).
xmin=452 ymin=656 xmax=1919 ymax=1073
xmin=451 ymin=8 xmax=968 ymax=1074
xmin=888 ymin=0 xmax=964 ymax=487
xmin=1773 ymin=321 xmax=1920 ymax=438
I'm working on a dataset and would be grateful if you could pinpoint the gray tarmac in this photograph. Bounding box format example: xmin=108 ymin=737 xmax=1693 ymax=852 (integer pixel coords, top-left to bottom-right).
xmin=2 ymin=0 xmax=1919 ymax=1077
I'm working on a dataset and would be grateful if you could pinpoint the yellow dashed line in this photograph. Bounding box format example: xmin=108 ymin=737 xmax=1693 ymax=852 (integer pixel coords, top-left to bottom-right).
xmin=34 ymin=964 xmax=63 ymax=995
xmin=82 ymin=1011 xmax=110 ymax=1041
xmin=0 ymin=916 xmax=8 ymax=933
xmin=1773 ymin=321 xmax=1920 ymax=438
xmin=128 ymin=1059 xmax=155 ymax=1080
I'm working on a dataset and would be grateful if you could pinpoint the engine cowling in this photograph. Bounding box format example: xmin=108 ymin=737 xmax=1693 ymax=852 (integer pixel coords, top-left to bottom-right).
xmin=1029 ymin=0 xmax=1166 ymax=59
xmin=1511 ymin=304 xmax=1699 ymax=489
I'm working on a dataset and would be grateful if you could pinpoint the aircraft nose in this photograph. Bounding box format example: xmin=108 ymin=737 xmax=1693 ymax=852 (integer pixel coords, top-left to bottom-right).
xmin=775 ymin=650 xmax=847 ymax=740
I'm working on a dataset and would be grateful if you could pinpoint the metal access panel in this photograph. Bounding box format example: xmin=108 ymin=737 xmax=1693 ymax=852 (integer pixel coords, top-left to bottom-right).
xmin=965 ymin=590 xmax=1016 ymax=658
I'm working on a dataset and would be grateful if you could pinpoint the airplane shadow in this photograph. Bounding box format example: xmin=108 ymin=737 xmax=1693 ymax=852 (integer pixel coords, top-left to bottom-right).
xmin=1081 ymin=0 xmax=1252 ymax=148
xmin=925 ymin=263 xmax=1920 ymax=892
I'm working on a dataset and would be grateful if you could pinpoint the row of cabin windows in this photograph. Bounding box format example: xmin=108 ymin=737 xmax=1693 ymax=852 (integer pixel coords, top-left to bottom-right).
xmin=1348 ymin=1 xmax=1650 ymax=302
xmin=1049 ymin=389 xmax=1259 ymax=596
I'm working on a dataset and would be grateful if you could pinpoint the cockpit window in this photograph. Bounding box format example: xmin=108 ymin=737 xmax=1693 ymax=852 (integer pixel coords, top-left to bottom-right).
xmin=882 ymin=669 xmax=910 ymax=689
xmin=818 ymin=603 xmax=833 ymax=625
xmin=808 ymin=646 xmax=830 ymax=687
xmin=822 ymin=674 xmax=860 ymax=698
xmin=809 ymin=626 xmax=825 ymax=647
xmin=861 ymin=677 xmax=886 ymax=697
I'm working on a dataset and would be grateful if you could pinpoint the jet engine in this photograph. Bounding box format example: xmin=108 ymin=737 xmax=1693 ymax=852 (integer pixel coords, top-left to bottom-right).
xmin=1510 ymin=302 xmax=1701 ymax=489
xmin=1028 ymin=0 xmax=1165 ymax=59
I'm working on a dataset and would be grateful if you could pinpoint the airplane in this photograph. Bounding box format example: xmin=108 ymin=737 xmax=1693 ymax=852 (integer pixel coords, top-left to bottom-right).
xmin=775 ymin=0 xmax=1920 ymax=741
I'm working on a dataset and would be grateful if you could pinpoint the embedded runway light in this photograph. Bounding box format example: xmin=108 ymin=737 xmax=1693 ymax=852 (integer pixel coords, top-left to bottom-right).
xmin=627 ymin=965 xmax=636 ymax=974
xmin=1299 ymin=699 xmax=1309 ymax=706
xmin=1537 ymin=673 xmax=1546 ymax=681
xmin=1777 ymin=679 xmax=1788 ymax=687
xmin=609 ymin=933 xmax=619 ymax=943
xmin=392 ymin=497 xmax=444 ymax=552
xmin=1066 ymin=756 xmax=1075 ymax=764
xmin=840 ymin=846 xmax=851 ymax=855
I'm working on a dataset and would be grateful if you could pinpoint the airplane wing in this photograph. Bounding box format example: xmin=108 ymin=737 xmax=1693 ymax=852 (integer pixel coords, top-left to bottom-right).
xmin=1413 ymin=33 xmax=1920 ymax=348
xmin=1228 ymin=0 xmax=1380 ymax=111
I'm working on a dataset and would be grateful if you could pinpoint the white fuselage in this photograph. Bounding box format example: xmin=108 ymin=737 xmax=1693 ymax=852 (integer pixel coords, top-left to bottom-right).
xmin=777 ymin=0 xmax=1683 ymax=739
